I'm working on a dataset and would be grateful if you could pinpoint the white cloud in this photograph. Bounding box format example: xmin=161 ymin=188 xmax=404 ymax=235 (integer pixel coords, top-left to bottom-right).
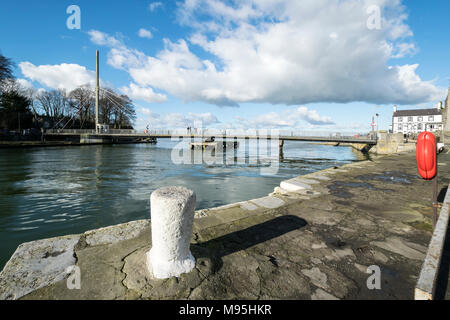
xmin=120 ymin=83 xmax=167 ymax=103
xmin=138 ymin=28 xmax=153 ymax=39
xmin=295 ymin=107 xmax=335 ymax=125
xmin=88 ymin=30 xmax=122 ymax=47
xmin=88 ymin=30 xmax=149 ymax=71
xmin=236 ymin=106 xmax=334 ymax=128
xmin=135 ymin=106 xmax=332 ymax=131
xmin=136 ymin=108 xmax=219 ymax=130
xmin=149 ymin=2 xmax=163 ymax=12
xmin=187 ymin=112 xmax=219 ymax=125
xmin=91 ymin=0 xmax=444 ymax=107
xmin=16 ymin=78 xmax=34 ymax=90
xmin=391 ymin=42 xmax=417 ymax=58
xmin=19 ymin=62 xmax=96 ymax=91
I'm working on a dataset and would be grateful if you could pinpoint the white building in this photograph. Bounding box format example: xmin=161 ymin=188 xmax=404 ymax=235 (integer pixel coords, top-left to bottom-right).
xmin=392 ymin=105 xmax=443 ymax=135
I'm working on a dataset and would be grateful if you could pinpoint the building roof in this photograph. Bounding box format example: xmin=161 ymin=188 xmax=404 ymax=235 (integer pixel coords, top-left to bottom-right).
xmin=393 ymin=108 xmax=442 ymax=117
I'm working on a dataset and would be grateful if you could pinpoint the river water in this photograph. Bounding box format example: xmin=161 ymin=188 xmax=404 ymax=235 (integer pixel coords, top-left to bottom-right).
xmin=0 ymin=140 xmax=369 ymax=269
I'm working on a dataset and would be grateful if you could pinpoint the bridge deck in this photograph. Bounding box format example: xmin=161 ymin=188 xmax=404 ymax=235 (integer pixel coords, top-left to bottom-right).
xmin=43 ymin=132 xmax=377 ymax=145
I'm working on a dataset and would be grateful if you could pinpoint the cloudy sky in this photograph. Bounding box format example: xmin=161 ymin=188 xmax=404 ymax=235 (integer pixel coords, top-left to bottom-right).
xmin=1 ymin=0 xmax=449 ymax=132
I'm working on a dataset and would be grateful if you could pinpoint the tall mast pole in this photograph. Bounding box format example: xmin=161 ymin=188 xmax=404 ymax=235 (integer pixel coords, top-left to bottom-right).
xmin=95 ymin=50 xmax=99 ymax=132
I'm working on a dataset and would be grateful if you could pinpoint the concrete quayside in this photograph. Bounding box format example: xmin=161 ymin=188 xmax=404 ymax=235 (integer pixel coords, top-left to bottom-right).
xmin=0 ymin=149 xmax=449 ymax=300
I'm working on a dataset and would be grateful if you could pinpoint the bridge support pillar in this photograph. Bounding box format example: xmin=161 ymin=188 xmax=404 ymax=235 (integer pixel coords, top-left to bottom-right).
xmin=279 ymin=139 xmax=284 ymax=159
xmin=279 ymin=139 xmax=284 ymax=151
xmin=80 ymin=134 xmax=105 ymax=144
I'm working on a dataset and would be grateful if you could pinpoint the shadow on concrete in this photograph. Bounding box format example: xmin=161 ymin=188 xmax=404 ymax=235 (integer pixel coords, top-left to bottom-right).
xmin=192 ymin=215 xmax=307 ymax=273
xmin=438 ymin=186 xmax=448 ymax=203
xmin=434 ymin=223 xmax=450 ymax=300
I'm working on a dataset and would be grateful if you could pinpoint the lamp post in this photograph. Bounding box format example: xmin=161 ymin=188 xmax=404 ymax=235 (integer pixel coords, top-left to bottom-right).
xmin=371 ymin=115 xmax=376 ymax=139
xmin=95 ymin=50 xmax=99 ymax=133
xmin=376 ymin=113 xmax=379 ymax=132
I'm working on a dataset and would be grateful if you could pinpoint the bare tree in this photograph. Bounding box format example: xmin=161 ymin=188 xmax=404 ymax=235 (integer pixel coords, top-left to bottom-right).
xmin=0 ymin=78 xmax=18 ymax=93
xmin=68 ymin=85 xmax=94 ymax=128
xmin=109 ymin=93 xmax=136 ymax=129
xmin=21 ymin=87 xmax=40 ymax=118
xmin=98 ymin=88 xmax=136 ymax=129
xmin=99 ymin=88 xmax=116 ymax=125
xmin=36 ymin=89 xmax=68 ymax=120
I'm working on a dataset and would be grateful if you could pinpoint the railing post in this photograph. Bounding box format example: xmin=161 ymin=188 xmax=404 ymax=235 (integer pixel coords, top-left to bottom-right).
xmin=146 ymin=186 xmax=197 ymax=279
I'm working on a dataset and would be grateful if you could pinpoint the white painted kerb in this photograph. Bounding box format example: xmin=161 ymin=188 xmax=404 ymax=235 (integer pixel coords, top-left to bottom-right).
xmin=415 ymin=183 xmax=450 ymax=300
xmin=146 ymin=186 xmax=196 ymax=279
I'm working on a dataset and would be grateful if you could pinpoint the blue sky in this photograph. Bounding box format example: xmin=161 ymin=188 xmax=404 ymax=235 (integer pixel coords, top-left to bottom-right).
xmin=0 ymin=0 xmax=449 ymax=132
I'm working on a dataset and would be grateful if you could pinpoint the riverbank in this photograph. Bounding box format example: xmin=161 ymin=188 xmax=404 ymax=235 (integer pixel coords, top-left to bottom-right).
xmin=1 ymin=150 xmax=449 ymax=300
xmin=0 ymin=140 xmax=157 ymax=149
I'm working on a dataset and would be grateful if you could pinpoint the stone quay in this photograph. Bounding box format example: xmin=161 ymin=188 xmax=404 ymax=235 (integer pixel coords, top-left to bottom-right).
xmin=0 ymin=150 xmax=449 ymax=300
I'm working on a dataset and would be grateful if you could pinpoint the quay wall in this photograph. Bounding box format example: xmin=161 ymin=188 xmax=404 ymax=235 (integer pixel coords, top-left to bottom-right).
xmin=2 ymin=148 xmax=441 ymax=300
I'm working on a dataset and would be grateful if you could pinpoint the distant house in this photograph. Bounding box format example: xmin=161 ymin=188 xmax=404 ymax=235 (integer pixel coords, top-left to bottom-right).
xmin=392 ymin=106 xmax=443 ymax=135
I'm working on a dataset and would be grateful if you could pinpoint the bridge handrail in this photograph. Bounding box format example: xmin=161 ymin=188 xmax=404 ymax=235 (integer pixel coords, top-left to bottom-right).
xmin=44 ymin=128 xmax=377 ymax=142
xmin=45 ymin=129 xmax=137 ymax=134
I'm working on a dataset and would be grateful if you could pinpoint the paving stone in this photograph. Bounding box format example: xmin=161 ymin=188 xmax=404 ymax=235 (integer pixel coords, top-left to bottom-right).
xmin=0 ymin=235 xmax=80 ymax=300
xmin=371 ymin=237 xmax=425 ymax=261
xmin=85 ymin=220 xmax=150 ymax=246
xmin=250 ymin=196 xmax=285 ymax=209
xmin=311 ymin=288 xmax=339 ymax=300
xmin=240 ymin=201 xmax=259 ymax=211
xmin=301 ymin=267 xmax=328 ymax=290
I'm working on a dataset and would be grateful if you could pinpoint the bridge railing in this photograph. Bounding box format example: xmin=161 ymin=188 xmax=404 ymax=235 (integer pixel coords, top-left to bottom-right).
xmin=109 ymin=129 xmax=137 ymax=134
xmin=45 ymin=129 xmax=138 ymax=135
xmin=44 ymin=128 xmax=376 ymax=142
xmin=46 ymin=129 xmax=96 ymax=134
xmin=145 ymin=129 xmax=372 ymax=137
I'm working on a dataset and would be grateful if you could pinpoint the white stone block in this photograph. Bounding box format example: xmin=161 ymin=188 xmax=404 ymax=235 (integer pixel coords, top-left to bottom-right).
xmin=146 ymin=186 xmax=196 ymax=279
xmin=273 ymin=187 xmax=290 ymax=195
xmin=296 ymin=178 xmax=320 ymax=185
xmin=250 ymin=196 xmax=285 ymax=209
xmin=311 ymin=174 xmax=331 ymax=181
xmin=240 ymin=201 xmax=259 ymax=211
xmin=280 ymin=179 xmax=312 ymax=192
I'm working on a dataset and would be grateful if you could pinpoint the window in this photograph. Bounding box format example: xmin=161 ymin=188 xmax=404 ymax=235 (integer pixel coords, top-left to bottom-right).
xmin=408 ymin=116 xmax=413 ymax=122
xmin=398 ymin=117 xmax=403 ymax=122
xmin=428 ymin=116 xmax=434 ymax=121
xmin=418 ymin=123 xmax=423 ymax=130
xmin=398 ymin=124 xmax=403 ymax=130
xmin=418 ymin=116 xmax=423 ymax=122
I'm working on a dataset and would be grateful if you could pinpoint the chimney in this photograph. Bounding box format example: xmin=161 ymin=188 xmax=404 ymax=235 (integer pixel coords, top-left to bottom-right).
xmin=438 ymin=101 xmax=443 ymax=110
xmin=393 ymin=105 xmax=397 ymax=113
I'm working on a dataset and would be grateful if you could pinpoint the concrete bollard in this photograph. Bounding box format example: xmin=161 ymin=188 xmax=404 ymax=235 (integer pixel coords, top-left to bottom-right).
xmin=146 ymin=186 xmax=197 ymax=279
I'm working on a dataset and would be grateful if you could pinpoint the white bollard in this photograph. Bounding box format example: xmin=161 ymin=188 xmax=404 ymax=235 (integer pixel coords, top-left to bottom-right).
xmin=146 ymin=186 xmax=197 ymax=279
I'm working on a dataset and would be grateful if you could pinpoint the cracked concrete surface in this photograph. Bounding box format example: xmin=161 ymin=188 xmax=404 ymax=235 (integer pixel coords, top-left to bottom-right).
xmin=1 ymin=151 xmax=449 ymax=300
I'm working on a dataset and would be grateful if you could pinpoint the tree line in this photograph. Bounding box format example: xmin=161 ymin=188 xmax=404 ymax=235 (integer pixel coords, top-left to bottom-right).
xmin=0 ymin=52 xmax=136 ymax=132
